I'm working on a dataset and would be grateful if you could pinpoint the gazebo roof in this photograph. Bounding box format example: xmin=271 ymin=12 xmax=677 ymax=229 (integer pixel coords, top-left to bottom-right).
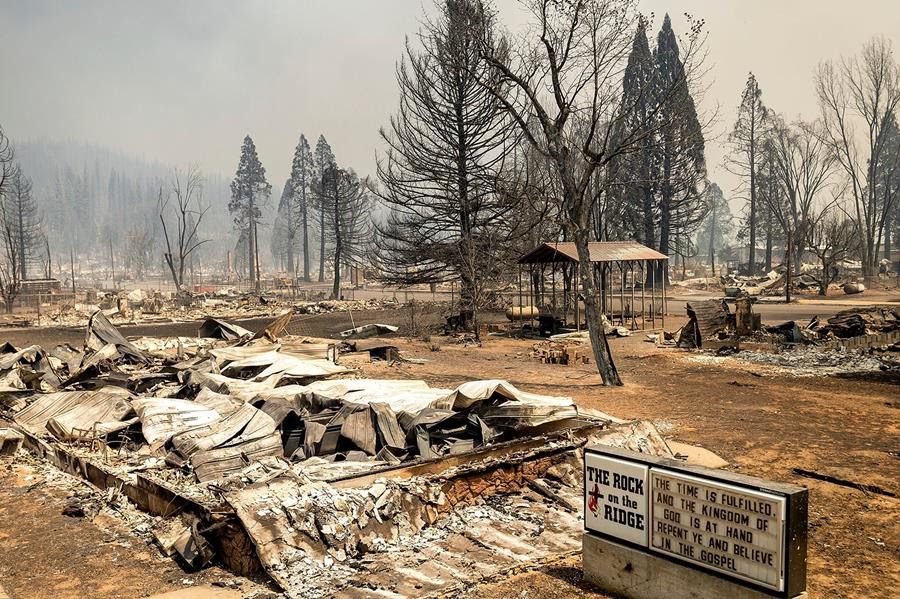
xmin=517 ymin=241 xmax=668 ymax=265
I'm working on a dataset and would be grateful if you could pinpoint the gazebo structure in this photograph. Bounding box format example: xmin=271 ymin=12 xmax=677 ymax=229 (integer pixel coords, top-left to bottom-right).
xmin=516 ymin=241 xmax=669 ymax=333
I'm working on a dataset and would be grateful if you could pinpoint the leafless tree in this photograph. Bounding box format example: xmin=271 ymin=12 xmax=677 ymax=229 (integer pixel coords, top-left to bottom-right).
xmin=815 ymin=36 xmax=900 ymax=279
xmin=473 ymin=0 xmax=706 ymax=385
xmin=759 ymin=118 xmax=835 ymax=301
xmin=0 ymin=202 xmax=22 ymax=312
xmin=767 ymin=118 xmax=836 ymax=268
xmin=807 ymin=205 xmax=859 ymax=295
xmin=124 ymin=225 xmax=155 ymax=280
xmin=159 ymin=167 xmax=209 ymax=293
xmin=0 ymin=127 xmax=13 ymax=199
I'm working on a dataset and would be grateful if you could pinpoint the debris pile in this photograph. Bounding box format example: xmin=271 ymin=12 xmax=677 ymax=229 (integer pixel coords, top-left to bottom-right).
xmin=4 ymin=310 xmax=590 ymax=489
xmin=719 ymin=266 xmax=866 ymax=298
xmin=721 ymin=271 xmax=784 ymax=297
xmin=35 ymin=293 xmax=401 ymax=328
xmin=531 ymin=341 xmax=591 ymax=365
xmin=813 ymin=306 xmax=899 ymax=338
xmin=676 ymin=304 xmax=900 ymax=377
xmin=724 ymin=346 xmax=888 ymax=377
xmin=0 ymin=296 xmax=687 ymax=595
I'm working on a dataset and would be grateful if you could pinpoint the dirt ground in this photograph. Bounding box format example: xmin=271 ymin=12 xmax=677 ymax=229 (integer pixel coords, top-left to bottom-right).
xmin=0 ymin=303 xmax=897 ymax=598
xmin=393 ymin=332 xmax=899 ymax=599
xmin=0 ymin=454 xmax=272 ymax=599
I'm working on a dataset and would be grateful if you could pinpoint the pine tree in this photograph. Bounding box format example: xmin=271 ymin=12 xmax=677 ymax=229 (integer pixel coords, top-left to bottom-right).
xmin=374 ymin=0 xmax=518 ymax=323
xmin=609 ymin=19 xmax=659 ymax=246
xmin=874 ymin=113 xmax=900 ymax=262
xmin=271 ymin=178 xmax=295 ymax=273
xmin=289 ymin=134 xmax=314 ymax=281
xmin=320 ymin=165 xmax=371 ymax=299
xmin=0 ymin=165 xmax=44 ymax=310
xmin=229 ymin=135 xmax=271 ymax=292
xmin=727 ymin=73 xmax=768 ymax=274
xmin=655 ymin=14 xmax=707 ymax=278
xmin=313 ymin=135 xmax=335 ymax=283
xmin=696 ymin=183 xmax=732 ymax=274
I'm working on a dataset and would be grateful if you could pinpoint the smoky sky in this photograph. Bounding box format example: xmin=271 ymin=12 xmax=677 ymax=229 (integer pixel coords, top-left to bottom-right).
xmin=2 ymin=0 xmax=899 ymax=204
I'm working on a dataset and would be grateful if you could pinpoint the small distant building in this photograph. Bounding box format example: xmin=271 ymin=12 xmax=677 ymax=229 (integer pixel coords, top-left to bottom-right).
xmin=16 ymin=278 xmax=64 ymax=309
xmin=20 ymin=278 xmax=62 ymax=294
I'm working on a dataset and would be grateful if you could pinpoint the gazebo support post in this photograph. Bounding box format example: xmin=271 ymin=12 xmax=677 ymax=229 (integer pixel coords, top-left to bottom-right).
xmin=631 ymin=262 xmax=636 ymax=330
xmin=640 ymin=260 xmax=645 ymax=330
xmin=660 ymin=260 xmax=669 ymax=329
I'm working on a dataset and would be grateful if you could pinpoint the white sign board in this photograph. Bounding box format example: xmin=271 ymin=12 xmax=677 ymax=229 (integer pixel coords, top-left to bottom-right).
xmin=584 ymin=453 xmax=649 ymax=546
xmin=649 ymin=469 xmax=786 ymax=592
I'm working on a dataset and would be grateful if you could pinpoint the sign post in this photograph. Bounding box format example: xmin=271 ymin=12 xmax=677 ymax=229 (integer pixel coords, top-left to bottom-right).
xmin=583 ymin=446 xmax=807 ymax=599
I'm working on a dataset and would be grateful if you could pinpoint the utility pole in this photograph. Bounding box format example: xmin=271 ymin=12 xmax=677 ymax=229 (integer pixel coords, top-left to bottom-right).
xmin=108 ymin=237 xmax=116 ymax=289
xmin=69 ymin=247 xmax=76 ymax=296
xmin=785 ymin=231 xmax=793 ymax=304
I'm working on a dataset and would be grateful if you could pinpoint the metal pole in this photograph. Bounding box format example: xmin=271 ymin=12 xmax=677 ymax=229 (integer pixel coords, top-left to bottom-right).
xmin=651 ymin=260 xmax=656 ymax=328
xmin=599 ymin=264 xmax=605 ymax=314
xmin=661 ymin=259 xmax=667 ymax=329
xmin=518 ymin=264 xmax=523 ymax=336
xmin=575 ymin=262 xmax=580 ymax=332
xmin=619 ymin=261 xmax=625 ymax=326
xmin=529 ymin=264 xmax=535 ymax=331
xmin=630 ymin=263 xmax=636 ymax=330
xmin=640 ymin=260 xmax=645 ymax=330
xmin=606 ymin=264 xmax=612 ymax=321
xmin=69 ymin=248 xmax=76 ymax=297
xmin=551 ymin=262 xmax=556 ymax=314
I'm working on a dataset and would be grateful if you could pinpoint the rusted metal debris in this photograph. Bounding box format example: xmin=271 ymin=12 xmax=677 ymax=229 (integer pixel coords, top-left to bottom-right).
xmin=0 ymin=306 xmax=676 ymax=596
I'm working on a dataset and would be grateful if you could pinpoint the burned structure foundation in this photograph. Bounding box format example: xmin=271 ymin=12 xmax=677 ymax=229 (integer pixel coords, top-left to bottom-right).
xmin=0 ymin=308 xmax=675 ymax=596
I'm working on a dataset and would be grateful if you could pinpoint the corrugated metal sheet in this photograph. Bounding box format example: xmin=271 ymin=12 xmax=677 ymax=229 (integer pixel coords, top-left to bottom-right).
xmin=686 ymin=299 xmax=730 ymax=343
xmin=518 ymin=241 xmax=668 ymax=264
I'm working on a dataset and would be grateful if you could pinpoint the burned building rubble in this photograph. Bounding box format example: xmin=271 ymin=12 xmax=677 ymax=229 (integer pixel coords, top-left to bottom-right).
xmin=0 ymin=308 xmax=672 ymax=596
xmin=664 ymin=300 xmax=899 ymax=377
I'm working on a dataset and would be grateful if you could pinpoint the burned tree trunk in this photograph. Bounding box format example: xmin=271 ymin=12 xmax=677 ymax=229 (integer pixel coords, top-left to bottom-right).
xmin=573 ymin=228 xmax=622 ymax=386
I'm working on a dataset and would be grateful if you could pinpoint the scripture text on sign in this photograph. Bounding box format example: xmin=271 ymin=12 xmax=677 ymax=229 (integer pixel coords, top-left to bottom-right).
xmin=650 ymin=469 xmax=786 ymax=591
xmin=584 ymin=453 xmax=649 ymax=546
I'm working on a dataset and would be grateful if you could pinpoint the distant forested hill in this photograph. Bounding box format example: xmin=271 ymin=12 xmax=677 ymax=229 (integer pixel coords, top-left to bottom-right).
xmin=12 ymin=139 xmax=236 ymax=271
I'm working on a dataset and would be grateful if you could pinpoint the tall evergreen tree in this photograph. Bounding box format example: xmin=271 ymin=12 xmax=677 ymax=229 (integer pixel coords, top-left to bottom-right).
xmin=695 ymin=182 xmax=732 ymax=273
xmin=229 ymin=135 xmax=271 ymax=292
xmin=610 ymin=16 xmax=706 ymax=281
xmin=874 ymin=113 xmax=900 ymax=262
xmin=0 ymin=165 xmax=44 ymax=310
xmin=313 ymin=135 xmax=335 ymax=283
xmin=609 ymin=19 xmax=659 ymax=246
xmin=320 ymin=165 xmax=371 ymax=299
xmin=727 ymin=73 xmax=768 ymax=274
xmin=655 ymin=14 xmax=707 ymax=278
xmin=374 ymin=0 xmax=518 ymax=322
xmin=289 ymin=134 xmax=314 ymax=281
xmin=271 ymin=178 xmax=294 ymax=272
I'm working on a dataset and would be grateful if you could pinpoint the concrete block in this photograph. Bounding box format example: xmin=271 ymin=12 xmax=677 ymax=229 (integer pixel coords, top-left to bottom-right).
xmin=583 ymin=533 xmax=806 ymax=599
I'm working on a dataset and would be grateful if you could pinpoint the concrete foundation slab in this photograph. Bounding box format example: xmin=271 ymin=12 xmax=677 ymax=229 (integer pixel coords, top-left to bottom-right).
xmin=583 ymin=533 xmax=807 ymax=599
